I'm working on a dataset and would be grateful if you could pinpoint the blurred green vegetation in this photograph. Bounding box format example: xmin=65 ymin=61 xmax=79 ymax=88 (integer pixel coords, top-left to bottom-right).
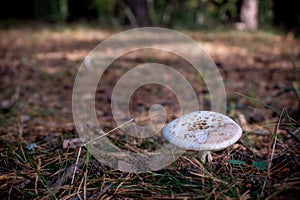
xmin=0 ymin=0 xmax=299 ymax=32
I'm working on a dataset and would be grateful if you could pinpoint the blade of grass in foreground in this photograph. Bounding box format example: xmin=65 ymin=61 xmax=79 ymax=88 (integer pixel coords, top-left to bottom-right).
xmin=234 ymin=92 xmax=300 ymax=126
xmin=25 ymin=149 xmax=57 ymax=199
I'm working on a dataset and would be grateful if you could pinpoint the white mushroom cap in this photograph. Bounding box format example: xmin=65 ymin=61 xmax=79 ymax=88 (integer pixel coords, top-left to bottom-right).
xmin=162 ymin=111 xmax=242 ymax=151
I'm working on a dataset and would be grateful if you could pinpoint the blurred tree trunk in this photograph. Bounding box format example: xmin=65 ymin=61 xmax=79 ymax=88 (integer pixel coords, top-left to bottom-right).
xmin=239 ymin=0 xmax=258 ymax=30
xmin=123 ymin=0 xmax=151 ymax=26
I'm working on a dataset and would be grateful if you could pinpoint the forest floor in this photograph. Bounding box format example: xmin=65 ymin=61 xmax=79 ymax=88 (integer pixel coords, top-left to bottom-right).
xmin=0 ymin=23 xmax=300 ymax=199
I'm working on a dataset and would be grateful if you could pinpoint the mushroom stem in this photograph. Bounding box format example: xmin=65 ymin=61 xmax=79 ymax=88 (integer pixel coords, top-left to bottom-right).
xmin=199 ymin=151 xmax=212 ymax=163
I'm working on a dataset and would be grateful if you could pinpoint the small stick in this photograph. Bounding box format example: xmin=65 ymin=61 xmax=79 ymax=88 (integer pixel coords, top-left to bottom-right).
xmin=83 ymin=118 xmax=135 ymax=146
xmin=269 ymin=110 xmax=283 ymax=174
xmin=71 ymin=118 xmax=135 ymax=186
xmin=261 ymin=108 xmax=284 ymax=196
xmin=285 ymin=127 xmax=300 ymax=143
xmin=71 ymin=145 xmax=82 ymax=185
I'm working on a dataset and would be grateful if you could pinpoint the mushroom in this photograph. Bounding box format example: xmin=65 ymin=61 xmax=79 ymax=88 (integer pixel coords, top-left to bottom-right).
xmin=162 ymin=111 xmax=242 ymax=162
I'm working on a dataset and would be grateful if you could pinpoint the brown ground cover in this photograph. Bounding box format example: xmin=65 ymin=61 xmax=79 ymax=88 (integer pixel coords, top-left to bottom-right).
xmin=0 ymin=24 xmax=300 ymax=199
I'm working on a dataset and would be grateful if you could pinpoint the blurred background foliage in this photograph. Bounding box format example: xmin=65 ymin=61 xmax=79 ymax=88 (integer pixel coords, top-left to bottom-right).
xmin=0 ymin=0 xmax=299 ymax=33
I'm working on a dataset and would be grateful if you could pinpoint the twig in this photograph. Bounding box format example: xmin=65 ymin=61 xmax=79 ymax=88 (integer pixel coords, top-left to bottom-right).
xmin=53 ymin=156 xmax=85 ymax=188
xmin=8 ymin=186 xmax=12 ymax=200
xmin=285 ymin=127 xmax=300 ymax=143
xmin=84 ymin=170 xmax=87 ymax=200
xmin=270 ymin=110 xmax=283 ymax=174
xmin=261 ymin=108 xmax=284 ymax=196
xmin=83 ymin=118 xmax=135 ymax=146
xmin=71 ymin=118 xmax=135 ymax=187
xmin=76 ymin=172 xmax=84 ymax=200
xmin=35 ymin=157 xmax=42 ymax=195
xmin=71 ymin=145 xmax=83 ymax=185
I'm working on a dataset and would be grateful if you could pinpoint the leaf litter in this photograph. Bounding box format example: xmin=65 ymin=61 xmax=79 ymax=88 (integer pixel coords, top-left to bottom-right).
xmin=0 ymin=24 xmax=300 ymax=199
